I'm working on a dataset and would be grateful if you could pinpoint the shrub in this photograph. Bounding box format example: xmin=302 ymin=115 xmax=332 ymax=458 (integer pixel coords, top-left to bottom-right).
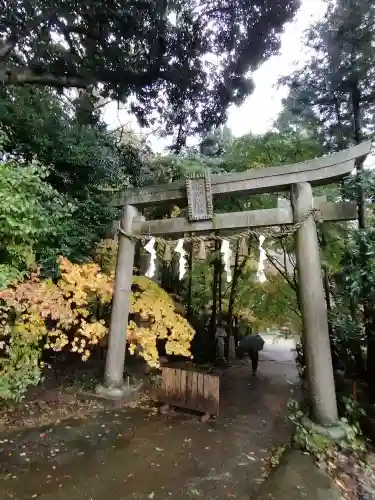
xmin=0 ymin=151 xmax=72 ymax=290
xmin=0 ymin=257 xmax=195 ymax=400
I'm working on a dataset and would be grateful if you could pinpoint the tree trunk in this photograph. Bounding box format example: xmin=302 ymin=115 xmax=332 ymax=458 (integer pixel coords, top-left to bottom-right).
xmin=187 ymin=240 xmax=193 ymax=322
xmin=366 ymin=320 xmax=375 ymax=402
xmin=351 ymin=81 xmax=366 ymax=228
xmin=210 ymin=241 xmax=220 ymax=359
xmin=227 ymin=242 xmax=251 ymax=361
xmin=227 ymin=244 xmax=239 ymax=361
xmin=227 ymin=243 xmax=240 ymax=334
xmin=218 ymin=243 xmax=223 ymax=323
xmin=348 ymin=340 xmax=366 ymax=380
xmin=74 ymin=87 xmax=99 ymax=126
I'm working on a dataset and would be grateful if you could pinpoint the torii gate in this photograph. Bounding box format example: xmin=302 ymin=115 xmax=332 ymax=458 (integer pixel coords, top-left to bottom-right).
xmin=98 ymin=141 xmax=371 ymax=427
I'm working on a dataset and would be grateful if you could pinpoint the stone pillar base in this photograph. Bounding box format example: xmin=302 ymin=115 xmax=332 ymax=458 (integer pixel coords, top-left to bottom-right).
xmin=95 ymin=380 xmax=143 ymax=401
xmin=301 ymin=416 xmax=348 ymax=442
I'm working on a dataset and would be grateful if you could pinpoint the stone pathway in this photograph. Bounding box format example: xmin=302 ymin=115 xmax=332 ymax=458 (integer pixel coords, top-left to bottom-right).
xmin=255 ymin=450 xmax=342 ymax=500
xmin=0 ymin=340 xmax=298 ymax=500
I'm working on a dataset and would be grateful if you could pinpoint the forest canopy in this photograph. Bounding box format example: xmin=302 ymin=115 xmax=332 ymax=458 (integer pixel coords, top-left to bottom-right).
xmin=0 ymin=0 xmax=300 ymax=146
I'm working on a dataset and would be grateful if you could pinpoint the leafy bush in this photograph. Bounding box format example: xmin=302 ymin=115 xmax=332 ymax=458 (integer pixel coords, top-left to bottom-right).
xmin=128 ymin=275 xmax=195 ymax=366
xmin=0 ymin=149 xmax=73 ymax=290
xmin=0 ymin=257 xmax=195 ymax=400
xmin=0 ymin=299 xmax=43 ymax=402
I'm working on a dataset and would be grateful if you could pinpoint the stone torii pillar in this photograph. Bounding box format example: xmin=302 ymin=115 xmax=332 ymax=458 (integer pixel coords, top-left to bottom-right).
xmin=96 ymin=204 xmax=140 ymax=399
xmin=293 ymin=182 xmax=338 ymax=426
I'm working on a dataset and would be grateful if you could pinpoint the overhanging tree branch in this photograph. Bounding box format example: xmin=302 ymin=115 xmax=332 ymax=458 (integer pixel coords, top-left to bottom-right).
xmin=0 ymin=67 xmax=92 ymax=87
xmin=265 ymin=249 xmax=296 ymax=291
xmin=0 ymin=64 xmax=174 ymax=88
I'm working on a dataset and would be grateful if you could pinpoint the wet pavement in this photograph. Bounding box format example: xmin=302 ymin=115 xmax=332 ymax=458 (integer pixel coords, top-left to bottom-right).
xmin=255 ymin=450 xmax=342 ymax=500
xmin=0 ymin=339 xmax=298 ymax=500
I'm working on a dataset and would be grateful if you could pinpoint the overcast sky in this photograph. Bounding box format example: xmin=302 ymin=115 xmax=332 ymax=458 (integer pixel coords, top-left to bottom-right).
xmin=102 ymin=0 xmax=327 ymax=152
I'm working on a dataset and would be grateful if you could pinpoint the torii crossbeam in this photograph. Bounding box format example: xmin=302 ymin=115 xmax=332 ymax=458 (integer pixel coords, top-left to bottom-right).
xmin=98 ymin=141 xmax=372 ymax=428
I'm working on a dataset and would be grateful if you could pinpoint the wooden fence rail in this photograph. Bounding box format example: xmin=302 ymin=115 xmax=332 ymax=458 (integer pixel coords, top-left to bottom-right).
xmin=160 ymin=367 xmax=220 ymax=416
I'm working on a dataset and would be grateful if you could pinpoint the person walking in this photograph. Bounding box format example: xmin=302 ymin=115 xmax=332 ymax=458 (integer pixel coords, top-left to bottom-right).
xmin=238 ymin=332 xmax=265 ymax=376
xmin=248 ymin=347 xmax=259 ymax=376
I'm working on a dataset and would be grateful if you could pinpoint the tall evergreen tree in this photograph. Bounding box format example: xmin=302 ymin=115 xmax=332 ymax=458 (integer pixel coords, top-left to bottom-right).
xmin=278 ymin=0 xmax=375 ymax=152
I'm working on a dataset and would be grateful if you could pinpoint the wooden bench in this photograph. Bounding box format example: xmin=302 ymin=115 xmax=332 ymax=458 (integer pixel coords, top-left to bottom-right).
xmin=160 ymin=366 xmax=220 ymax=419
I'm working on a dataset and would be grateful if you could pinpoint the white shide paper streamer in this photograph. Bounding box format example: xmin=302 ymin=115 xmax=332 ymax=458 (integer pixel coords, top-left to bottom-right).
xmin=221 ymin=239 xmax=232 ymax=283
xmin=175 ymin=239 xmax=187 ymax=280
xmin=144 ymin=237 xmax=156 ymax=278
xmin=256 ymin=234 xmax=267 ymax=283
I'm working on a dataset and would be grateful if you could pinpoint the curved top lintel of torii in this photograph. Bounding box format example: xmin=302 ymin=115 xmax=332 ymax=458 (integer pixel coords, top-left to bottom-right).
xmin=118 ymin=140 xmax=372 ymax=207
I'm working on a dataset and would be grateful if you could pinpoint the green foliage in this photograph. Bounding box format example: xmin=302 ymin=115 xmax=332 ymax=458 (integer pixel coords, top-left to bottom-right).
xmin=342 ymin=169 xmax=375 ymax=206
xmin=146 ymin=152 xmax=225 ymax=186
xmin=319 ymin=223 xmax=348 ymax=275
xmin=0 ymin=86 xmax=139 ymax=274
xmin=1 ymin=0 xmax=299 ymax=146
xmin=216 ymin=131 xmax=325 ymax=213
xmin=340 ymin=396 xmax=366 ymax=430
xmin=0 ymin=86 xmax=129 ymax=194
xmin=219 ymin=131 xmax=323 ymax=331
xmin=329 ymin=302 xmax=361 ymax=345
xmin=143 ymin=147 xmax=228 ymax=220
xmin=339 ymin=228 xmax=375 ymax=302
xmin=0 ymin=331 xmax=43 ymax=402
xmin=235 ymin=269 xmax=300 ymax=331
xmin=223 ymin=131 xmax=324 ymax=172
xmin=0 ymin=81 xmax=148 ymax=400
xmin=288 ymin=401 xmax=332 ymax=458
xmin=329 ymin=171 xmax=375 ymax=343
xmin=0 ymin=143 xmax=73 ymax=289
xmin=287 ymin=399 xmax=365 ymax=459
xmin=278 ymin=0 xmax=375 ymax=148
xmin=189 ymin=260 xmax=215 ymax=320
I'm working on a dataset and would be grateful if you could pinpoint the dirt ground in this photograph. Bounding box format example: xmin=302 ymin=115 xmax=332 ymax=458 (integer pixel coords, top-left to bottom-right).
xmin=0 ymin=339 xmax=299 ymax=500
